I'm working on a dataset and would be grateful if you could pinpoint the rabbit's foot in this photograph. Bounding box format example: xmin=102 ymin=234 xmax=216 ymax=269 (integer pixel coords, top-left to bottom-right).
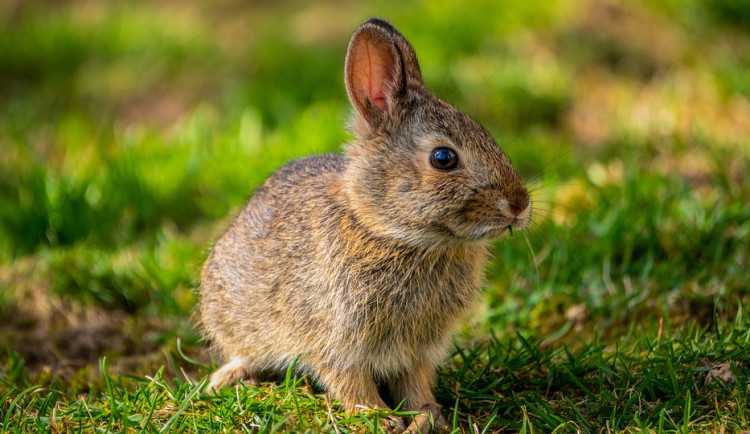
xmin=207 ymin=357 xmax=259 ymax=393
xmin=383 ymin=415 xmax=406 ymax=433
xmin=403 ymin=403 xmax=449 ymax=433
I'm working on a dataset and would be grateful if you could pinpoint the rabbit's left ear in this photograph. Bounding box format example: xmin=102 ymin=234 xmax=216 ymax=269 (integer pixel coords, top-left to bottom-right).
xmin=345 ymin=18 xmax=423 ymax=128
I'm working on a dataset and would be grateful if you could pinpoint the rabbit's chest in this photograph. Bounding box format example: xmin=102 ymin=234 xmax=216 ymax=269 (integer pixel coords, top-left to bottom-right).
xmin=344 ymin=251 xmax=483 ymax=358
xmin=347 ymin=275 xmax=474 ymax=374
xmin=318 ymin=239 xmax=489 ymax=369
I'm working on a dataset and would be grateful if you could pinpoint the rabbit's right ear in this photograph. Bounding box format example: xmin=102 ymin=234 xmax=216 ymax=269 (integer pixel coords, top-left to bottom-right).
xmin=345 ymin=18 xmax=423 ymax=129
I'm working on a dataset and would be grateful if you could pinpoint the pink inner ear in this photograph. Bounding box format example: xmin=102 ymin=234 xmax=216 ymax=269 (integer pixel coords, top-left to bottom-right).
xmin=353 ymin=39 xmax=395 ymax=113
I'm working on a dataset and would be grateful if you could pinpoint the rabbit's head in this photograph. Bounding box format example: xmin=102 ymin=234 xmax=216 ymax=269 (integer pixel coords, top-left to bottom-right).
xmin=343 ymin=18 xmax=531 ymax=246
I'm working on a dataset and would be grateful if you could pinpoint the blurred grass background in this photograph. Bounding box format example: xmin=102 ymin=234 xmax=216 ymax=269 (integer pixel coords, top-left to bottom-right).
xmin=1 ymin=0 xmax=749 ymax=430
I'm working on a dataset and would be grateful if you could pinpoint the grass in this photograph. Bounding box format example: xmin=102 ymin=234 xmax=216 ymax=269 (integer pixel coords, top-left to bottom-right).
xmin=1 ymin=0 xmax=749 ymax=431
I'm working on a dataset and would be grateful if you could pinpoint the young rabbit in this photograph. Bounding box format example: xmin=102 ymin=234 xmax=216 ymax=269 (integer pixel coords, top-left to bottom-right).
xmin=200 ymin=17 xmax=531 ymax=430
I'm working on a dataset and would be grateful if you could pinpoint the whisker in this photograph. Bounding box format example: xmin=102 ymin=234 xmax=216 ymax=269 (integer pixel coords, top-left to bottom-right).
xmin=531 ymin=206 xmax=567 ymax=214
xmin=522 ymin=231 xmax=540 ymax=284
xmin=535 ymin=203 xmax=578 ymax=213
xmin=526 ymin=221 xmax=556 ymax=242
xmin=529 ymin=208 xmax=572 ymax=220
xmin=527 ymin=181 xmax=582 ymax=193
xmin=530 ymin=200 xmax=555 ymax=208
xmin=523 ymin=150 xmax=576 ymax=184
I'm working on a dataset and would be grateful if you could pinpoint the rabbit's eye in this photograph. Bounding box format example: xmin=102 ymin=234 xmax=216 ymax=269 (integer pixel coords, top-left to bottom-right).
xmin=429 ymin=147 xmax=459 ymax=171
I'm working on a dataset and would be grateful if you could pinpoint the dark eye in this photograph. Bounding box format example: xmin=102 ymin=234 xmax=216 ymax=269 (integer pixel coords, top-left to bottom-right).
xmin=429 ymin=147 xmax=459 ymax=171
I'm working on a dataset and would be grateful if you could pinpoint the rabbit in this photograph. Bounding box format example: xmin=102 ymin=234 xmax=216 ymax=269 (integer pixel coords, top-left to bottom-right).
xmin=200 ymin=17 xmax=531 ymax=431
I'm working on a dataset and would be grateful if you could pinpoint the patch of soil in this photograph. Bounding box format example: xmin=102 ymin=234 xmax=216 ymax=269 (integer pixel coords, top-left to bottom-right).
xmin=0 ymin=256 xmax=210 ymax=388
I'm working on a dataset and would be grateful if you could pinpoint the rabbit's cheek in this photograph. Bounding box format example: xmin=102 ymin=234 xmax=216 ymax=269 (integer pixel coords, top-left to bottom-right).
xmin=458 ymin=194 xmax=501 ymax=223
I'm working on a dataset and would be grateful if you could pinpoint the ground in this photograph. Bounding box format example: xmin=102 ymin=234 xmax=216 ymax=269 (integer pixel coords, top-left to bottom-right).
xmin=1 ymin=0 xmax=749 ymax=431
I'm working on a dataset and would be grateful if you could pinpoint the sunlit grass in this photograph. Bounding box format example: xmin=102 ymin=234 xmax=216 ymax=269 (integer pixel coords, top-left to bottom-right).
xmin=1 ymin=0 xmax=749 ymax=431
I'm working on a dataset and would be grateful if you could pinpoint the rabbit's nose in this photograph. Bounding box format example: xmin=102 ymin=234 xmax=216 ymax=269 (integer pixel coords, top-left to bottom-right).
xmin=508 ymin=192 xmax=530 ymax=216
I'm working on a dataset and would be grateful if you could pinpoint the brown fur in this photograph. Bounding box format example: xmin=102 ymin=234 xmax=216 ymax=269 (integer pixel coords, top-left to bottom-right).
xmin=200 ymin=17 xmax=531 ymax=425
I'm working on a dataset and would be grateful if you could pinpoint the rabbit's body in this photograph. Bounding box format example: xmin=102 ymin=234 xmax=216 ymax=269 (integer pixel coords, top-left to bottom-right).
xmin=202 ymin=154 xmax=488 ymax=407
xmin=201 ymin=18 xmax=532 ymax=423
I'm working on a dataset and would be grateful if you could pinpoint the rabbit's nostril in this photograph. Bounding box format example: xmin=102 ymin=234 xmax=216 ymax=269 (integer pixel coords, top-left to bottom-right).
xmin=509 ymin=191 xmax=530 ymax=216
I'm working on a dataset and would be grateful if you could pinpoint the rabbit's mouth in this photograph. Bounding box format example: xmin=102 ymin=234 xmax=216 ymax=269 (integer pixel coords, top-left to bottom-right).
xmin=468 ymin=224 xmax=517 ymax=241
xmin=468 ymin=211 xmax=531 ymax=240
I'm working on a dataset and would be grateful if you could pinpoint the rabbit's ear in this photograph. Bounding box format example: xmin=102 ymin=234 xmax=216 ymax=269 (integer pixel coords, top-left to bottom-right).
xmin=345 ymin=18 xmax=423 ymax=128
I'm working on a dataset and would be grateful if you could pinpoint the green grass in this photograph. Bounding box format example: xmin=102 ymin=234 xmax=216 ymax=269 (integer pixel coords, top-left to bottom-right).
xmin=1 ymin=0 xmax=749 ymax=432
